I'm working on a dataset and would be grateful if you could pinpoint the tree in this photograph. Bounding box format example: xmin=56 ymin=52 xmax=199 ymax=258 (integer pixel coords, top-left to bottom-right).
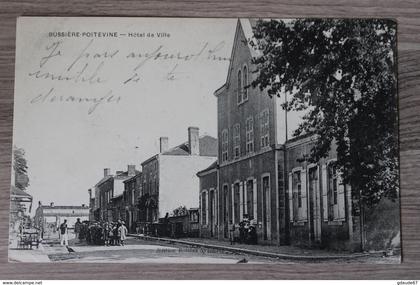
xmin=13 ymin=146 xmax=29 ymax=190
xmin=250 ymin=19 xmax=398 ymax=206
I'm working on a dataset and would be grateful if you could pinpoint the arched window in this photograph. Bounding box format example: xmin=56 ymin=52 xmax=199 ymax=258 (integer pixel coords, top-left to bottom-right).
xmin=237 ymin=69 xmax=242 ymax=104
xmin=243 ymin=65 xmax=248 ymax=101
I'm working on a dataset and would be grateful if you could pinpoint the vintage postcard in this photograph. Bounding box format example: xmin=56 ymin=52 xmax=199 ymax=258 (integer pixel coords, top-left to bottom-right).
xmin=9 ymin=17 xmax=400 ymax=263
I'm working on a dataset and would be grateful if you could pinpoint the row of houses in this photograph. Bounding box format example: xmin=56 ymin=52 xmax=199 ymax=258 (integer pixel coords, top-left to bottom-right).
xmin=88 ymin=19 xmax=365 ymax=251
xmin=88 ymin=127 xmax=218 ymax=235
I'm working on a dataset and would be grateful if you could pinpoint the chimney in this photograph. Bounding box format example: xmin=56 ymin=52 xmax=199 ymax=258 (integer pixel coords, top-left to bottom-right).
xmin=88 ymin=189 xmax=92 ymax=200
xmin=50 ymin=202 xmax=54 ymax=207
xmin=188 ymin=127 xmax=200 ymax=156
xmin=104 ymin=168 xmax=111 ymax=177
xmin=82 ymin=203 xmax=86 ymax=207
xmin=38 ymin=201 xmax=42 ymax=207
xmin=159 ymin=137 xmax=169 ymax=153
xmin=128 ymin=165 xmax=136 ymax=176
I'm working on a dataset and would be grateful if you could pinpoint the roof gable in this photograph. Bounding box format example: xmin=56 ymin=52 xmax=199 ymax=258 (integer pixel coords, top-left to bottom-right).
xmin=218 ymin=19 xmax=260 ymax=94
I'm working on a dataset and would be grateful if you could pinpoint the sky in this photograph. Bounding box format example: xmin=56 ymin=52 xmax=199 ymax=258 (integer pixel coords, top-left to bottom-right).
xmin=13 ymin=17 xmax=237 ymax=213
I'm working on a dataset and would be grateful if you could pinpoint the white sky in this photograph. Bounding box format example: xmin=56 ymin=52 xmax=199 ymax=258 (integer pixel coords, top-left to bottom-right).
xmin=13 ymin=17 xmax=237 ymax=213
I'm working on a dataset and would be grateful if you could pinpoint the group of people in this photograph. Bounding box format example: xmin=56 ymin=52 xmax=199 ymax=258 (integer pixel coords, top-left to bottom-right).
xmin=229 ymin=216 xmax=258 ymax=245
xmin=81 ymin=220 xmax=128 ymax=246
xmin=58 ymin=218 xmax=128 ymax=247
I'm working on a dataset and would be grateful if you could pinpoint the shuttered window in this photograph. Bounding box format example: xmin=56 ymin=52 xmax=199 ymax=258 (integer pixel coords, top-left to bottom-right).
xmin=246 ymin=180 xmax=254 ymax=219
xmin=326 ymin=162 xmax=346 ymax=222
xmin=290 ymin=169 xmax=308 ymax=222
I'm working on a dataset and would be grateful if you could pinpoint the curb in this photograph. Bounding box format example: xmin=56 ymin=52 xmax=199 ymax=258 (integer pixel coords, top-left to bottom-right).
xmin=128 ymin=234 xmax=370 ymax=261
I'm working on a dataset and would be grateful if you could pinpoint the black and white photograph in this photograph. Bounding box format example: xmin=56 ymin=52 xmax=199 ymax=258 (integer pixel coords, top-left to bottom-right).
xmin=9 ymin=17 xmax=400 ymax=264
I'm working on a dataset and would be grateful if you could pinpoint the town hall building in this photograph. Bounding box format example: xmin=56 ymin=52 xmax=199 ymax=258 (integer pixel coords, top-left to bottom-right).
xmin=198 ymin=19 xmax=361 ymax=250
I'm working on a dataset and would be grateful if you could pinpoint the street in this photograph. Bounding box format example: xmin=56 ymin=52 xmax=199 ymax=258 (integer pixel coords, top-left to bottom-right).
xmin=8 ymin=234 xmax=400 ymax=264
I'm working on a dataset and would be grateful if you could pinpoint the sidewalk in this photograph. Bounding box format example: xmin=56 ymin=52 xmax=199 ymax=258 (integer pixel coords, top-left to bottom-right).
xmin=8 ymin=244 xmax=51 ymax=262
xmin=128 ymin=234 xmax=371 ymax=261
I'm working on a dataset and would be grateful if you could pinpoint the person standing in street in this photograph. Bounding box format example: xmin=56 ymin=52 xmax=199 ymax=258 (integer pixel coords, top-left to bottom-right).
xmin=114 ymin=222 xmax=121 ymax=246
xmin=119 ymin=221 xmax=128 ymax=246
xmin=59 ymin=219 xmax=68 ymax=246
xmin=74 ymin=218 xmax=82 ymax=242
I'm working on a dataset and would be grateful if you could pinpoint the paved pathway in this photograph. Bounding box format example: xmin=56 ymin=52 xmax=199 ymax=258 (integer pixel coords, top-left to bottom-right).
xmin=129 ymin=234 xmax=371 ymax=261
xmin=9 ymin=244 xmax=51 ymax=262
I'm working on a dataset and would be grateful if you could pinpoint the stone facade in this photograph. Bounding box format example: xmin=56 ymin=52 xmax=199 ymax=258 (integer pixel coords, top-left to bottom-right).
xmin=92 ymin=166 xmax=139 ymax=223
xmin=123 ymin=173 xmax=142 ymax=233
xmin=140 ymin=127 xmax=217 ymax=225
xmin=197 ymin=161 xmax=218 ymax=238
xmin=197 ymin=19 xmax=361 ymax=250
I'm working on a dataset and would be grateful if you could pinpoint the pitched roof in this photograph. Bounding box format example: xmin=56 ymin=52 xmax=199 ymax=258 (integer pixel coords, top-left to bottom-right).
xmin=40 ymin=205 xmax=89 ymax=210
xmin=123 ymin=172 xmax=142 ymax=183
xmin=10 ymin=186 xmax=32 ymax=198
xmin=215 ymin=19 xmax=261 ymax=96
xmin=162 ymin=135 xmax=218 ymax=157
xmin=197 ymin=160 xmax=218 ymax=176
xmin=95 ymin=175 xmax=113 ymax=187
xmin=95 ymin=170 xmax=140 ymax=186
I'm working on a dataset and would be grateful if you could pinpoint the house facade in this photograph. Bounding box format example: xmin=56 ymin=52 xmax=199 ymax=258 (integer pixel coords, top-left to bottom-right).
xmin=92 ymin=165 xmax=139 ymax=223
xmin=197 ymin=19 xmax=360 ymax=250
xmin=123 ymin=172 xmax=142 ymax=232
xmin=197 ymin=161 xmax=218 ymax=238
xmin=139 ymin=127 xmax=217 ymax=227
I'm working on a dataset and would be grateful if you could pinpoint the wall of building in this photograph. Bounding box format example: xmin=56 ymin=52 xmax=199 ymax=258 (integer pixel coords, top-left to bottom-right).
xmin=159 ymin=154 xmax=217 ymax=219
xmin=199 ymin=169 xmax=218 ymax=239
xmin=123 ymin=174 xmax=142 ymax=232
xmin=98 ymin=178 xmax=113 ymax=222
xmin=285 ymin=138 xmax=359 ymax=250
xmin=217 ymin=22 xmax=277 ymax=167
xmin=217 ymin=150 xmax=281 ymax=245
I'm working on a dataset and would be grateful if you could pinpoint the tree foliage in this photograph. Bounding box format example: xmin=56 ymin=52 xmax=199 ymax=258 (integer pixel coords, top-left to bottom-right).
xmin=13 ymin=146 xmax=29 ymax=190
xmin=251 ymin=19 xmax=398 ymax=206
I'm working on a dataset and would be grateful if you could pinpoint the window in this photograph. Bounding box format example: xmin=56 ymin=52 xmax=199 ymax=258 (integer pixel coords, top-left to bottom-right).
xmin=233 ymin=124 xmax=240 ymax=159
xmin=245 ymin=117 xmax=254 ymax=154
xmin=262 ymin=175 xmax=270 ymax=240
xmin=260 ymin=109 xmax=270 ymax=148
xmin=221 ymin=129 xmax=228 ymax=162
xmin=246 ymin=180 xmax=254 ymax=219
xmin=291 ymin=171 xmax=301 ymax=221
xmin=328 ymin=163 xmax=338 ymax=220
xmin=297 ymin=176 xmax=302 ymax=208
xmin=190 ymin=211 xmax=199 ymax=223
xmin=237 ymin=70 xmax=242 ymax=104
xmin=223 ymin=185 xmax=229 ymax=224
xmin=293 ymin=171 xmax=302 ymax=208
xmin=131 ymin=184 xmax=135 ymax=205
xmin=243 ymin=65 xmax=248 ymax=101
xmin=201 ymin=191 xmax=207 ymax=225
xmin=234 ymin=183 xmax=240 ymax=224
